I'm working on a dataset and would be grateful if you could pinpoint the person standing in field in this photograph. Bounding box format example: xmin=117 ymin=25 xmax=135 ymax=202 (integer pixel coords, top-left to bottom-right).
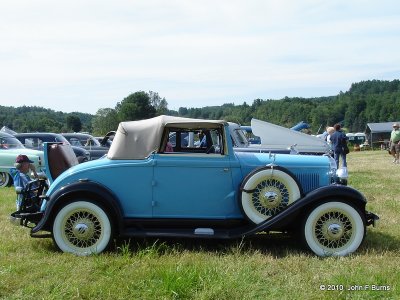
xmin=330 ymin=123 xmax=348 ymax=168
xmin=390 ymin=123 xmax=400 ymax=163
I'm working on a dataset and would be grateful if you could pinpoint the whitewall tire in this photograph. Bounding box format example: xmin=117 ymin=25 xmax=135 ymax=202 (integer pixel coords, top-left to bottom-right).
xmin=0 ymin=172 xmax=11 ymax=188
xmin=53 ymin=201 xmax=112 ymax=255
xmin=241 ymin=167 xmax=301 ymax=224
xmin=304 ymin=201 xmax=365 ymax=257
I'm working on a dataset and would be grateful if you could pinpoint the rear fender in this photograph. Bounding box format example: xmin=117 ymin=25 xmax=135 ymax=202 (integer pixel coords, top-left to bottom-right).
xmin=32 ymin=180 xmax=124 ymax=234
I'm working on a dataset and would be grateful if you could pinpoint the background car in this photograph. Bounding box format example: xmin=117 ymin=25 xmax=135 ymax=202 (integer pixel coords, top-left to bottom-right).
xmin=230 ymin=119 xmax=330 ymax=155
xmin=94 ymin=131 xmax=115 ymax=148
xmin=14 ymin=133 xmax=90 ymax=163
xmin=62 ymin=133 xmax=109 ymax=160
xmin=0 ymin=132 xmax=45 ymax=187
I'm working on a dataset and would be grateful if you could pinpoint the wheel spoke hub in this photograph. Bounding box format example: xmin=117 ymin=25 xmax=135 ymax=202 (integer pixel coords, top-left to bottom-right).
xmin=315 ymin=211 xmax=353 ymax=249
xmin=326 ymin=222 xmax=343 ymax=239
xmin=252 ymin=179 xmax=289 ymax=216
xmin=72 ymin=221 xmax=93 ymax=239
xmin=64 ymin=211 xmax=101 ymax=248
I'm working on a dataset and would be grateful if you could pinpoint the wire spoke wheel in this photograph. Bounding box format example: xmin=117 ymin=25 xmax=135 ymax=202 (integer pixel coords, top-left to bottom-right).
xmin=252 ymin=179 xmax=290 ymax=217
xmin=241 ymin=167 xmax=301 ymax=224
xmin=304 ymin=201 xmax=365 ymax=257
xmin=53 ymin=201 xmax=112 ymax=255
xmin=64 ymin=211 xmax=102 ymax=248
xmin=314 ymin=211 xmax=353 ymax=249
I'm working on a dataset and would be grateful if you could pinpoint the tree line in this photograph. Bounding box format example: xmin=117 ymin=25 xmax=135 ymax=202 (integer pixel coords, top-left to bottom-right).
xmin=1 ymin=79 xmax=399 ymax=136
xmin=0 ymin=105 xmax=93 ymax=133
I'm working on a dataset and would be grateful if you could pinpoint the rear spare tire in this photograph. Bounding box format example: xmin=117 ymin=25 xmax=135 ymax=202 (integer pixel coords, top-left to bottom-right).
xmin=240 ymin=166 xmax=301 ymax=224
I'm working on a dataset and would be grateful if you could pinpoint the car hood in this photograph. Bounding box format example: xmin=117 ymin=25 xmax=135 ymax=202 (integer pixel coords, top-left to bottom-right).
xmin=251 ymin=118 xmax=330 ymax=153
xmin=0 ymin=148 xmax=45 ymax=172
xmin=235 ymin=151 xmax=330 ymax=169
xmin=2 ymin=148 xmax=43 ymax=156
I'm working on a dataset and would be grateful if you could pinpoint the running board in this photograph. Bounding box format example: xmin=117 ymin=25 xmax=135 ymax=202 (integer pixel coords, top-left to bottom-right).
xmin=120 ymin=227 xmax=234 ymax=239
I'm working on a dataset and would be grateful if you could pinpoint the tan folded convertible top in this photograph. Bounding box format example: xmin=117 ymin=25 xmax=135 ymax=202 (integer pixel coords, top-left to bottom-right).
xmin=107 ymin=115 xmax=227 ymax=159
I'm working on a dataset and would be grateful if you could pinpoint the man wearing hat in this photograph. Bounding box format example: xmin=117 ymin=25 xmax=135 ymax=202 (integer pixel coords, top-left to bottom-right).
xmin=390 ymin=123 xmax=400 ymax=163
xmin=11 ymin=154 xmax=38 ymax=210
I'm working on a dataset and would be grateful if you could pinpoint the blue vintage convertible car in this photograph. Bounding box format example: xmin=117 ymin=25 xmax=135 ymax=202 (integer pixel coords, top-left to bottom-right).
xmin=11 ymin=116 xmax=378 ymax=256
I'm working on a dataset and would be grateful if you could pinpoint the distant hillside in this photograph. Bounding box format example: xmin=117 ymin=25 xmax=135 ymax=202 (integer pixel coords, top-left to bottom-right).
xmin=1 ymin=79 xmax=399 ymax=134
xmin=175 ymin=79 xmax=400 ymax=133
xmin=0 ymin=106 xmax=93 ymax=133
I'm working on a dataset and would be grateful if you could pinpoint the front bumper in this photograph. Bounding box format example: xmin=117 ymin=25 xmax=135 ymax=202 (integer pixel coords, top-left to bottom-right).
xmin=10 ymin=211 xmax=43 ymax=228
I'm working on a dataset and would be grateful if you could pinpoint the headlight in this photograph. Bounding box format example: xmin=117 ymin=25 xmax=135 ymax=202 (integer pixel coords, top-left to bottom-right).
xmin=326 ymin=155 xmax=337 ymax=179
xmin=336 ymin=167 xmax=348 ymax=179
xmin=326 ymin=155 xmax=347 ymax=185
xmin=327 ymin=155 xmax=337 ymax=172
xmin=336 ymin=167 xmax=348 ymax=185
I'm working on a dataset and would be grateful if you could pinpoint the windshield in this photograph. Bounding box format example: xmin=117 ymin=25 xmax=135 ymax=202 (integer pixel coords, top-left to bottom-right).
xmin=0 ymin=136 xmax=25 ymax=149
xmin=231 ymin=129 xmax=249 ymax=147
xmin=54 ymin=134 xmax=71 ymax=145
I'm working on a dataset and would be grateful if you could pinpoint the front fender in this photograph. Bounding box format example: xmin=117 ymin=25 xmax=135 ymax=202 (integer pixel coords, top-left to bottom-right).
xmin=32 ymin=180 xmax=124 ymax=234
xmin=236 ymin=184 xmax=367 ymax=238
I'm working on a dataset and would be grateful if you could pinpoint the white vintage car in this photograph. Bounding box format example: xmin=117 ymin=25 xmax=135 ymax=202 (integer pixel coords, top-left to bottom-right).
xmin=230 ymin=118 xmax=330 ymax=155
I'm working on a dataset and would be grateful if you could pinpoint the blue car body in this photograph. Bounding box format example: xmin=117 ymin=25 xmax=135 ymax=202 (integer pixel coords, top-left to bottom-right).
xmin=11 ymin=115 xmax=378 ymax=256
xmin=44 ymin=148 xmax=330 ymax=219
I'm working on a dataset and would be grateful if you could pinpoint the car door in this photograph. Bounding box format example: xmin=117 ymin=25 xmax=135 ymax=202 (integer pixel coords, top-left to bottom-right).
xmin=152 ymin=128 xmax=236 ymax=219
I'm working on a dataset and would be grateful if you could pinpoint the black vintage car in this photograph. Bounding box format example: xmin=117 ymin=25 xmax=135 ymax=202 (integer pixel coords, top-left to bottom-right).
xmin=61 ymin=133 xmax=109 ymax=160
xmin=14 ymin=133 xmax=90 ymax=163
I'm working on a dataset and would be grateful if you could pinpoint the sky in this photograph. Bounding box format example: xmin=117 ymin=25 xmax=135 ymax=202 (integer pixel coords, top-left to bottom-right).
xmin=1 ymin=0 xmax=399 ymax=114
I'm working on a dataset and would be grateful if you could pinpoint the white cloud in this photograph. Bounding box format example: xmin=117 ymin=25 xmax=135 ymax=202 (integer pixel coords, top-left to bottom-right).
xmin=0 ymin=0 xmax=399 ymax=113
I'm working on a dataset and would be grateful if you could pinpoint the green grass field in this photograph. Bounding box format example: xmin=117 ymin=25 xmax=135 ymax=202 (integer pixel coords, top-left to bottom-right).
xmin=0 ymin=151 xmax=399 ymax=299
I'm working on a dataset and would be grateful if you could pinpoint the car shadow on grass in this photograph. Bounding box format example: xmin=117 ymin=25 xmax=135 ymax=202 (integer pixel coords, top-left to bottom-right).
xmin=29 ymin=230 xmax=397 ymax=257
xmin=112 ymin=230 xmax=400 ymax=258
xmin=113 ymin=233 xmax=307 ymax=258
xmin=361 ymin=230 xmax=400 ymax=253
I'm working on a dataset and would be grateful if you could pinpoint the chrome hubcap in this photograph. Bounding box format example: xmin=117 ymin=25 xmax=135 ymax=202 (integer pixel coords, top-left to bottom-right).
xmin=264 ymin=191 xmax=278 ymax=203
xmin=72 ymin=222 xmax=93 ymax=240
xmin=327 ymin=223 xmax=343 ymax=239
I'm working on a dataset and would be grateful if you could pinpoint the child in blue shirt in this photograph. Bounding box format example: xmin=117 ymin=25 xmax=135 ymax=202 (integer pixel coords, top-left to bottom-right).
xmin=10 ymin=154 xmax=38 ymax=210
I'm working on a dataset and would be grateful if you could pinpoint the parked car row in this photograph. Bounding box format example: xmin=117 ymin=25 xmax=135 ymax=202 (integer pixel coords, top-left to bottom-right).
xmin=62 ymin=133 xmax=110 ymax=160
xmin=0 ymin=132 xmax=45 ymax=187
xmin=10 ymin=115 xmax=378 ymax=257
xmin=0 ymin=129 xmax=113 ymax=188
xmin=14 ymin=133 xmax=90 ymax=163
xmin=13 ymin=132 xmax=112 ymax=161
